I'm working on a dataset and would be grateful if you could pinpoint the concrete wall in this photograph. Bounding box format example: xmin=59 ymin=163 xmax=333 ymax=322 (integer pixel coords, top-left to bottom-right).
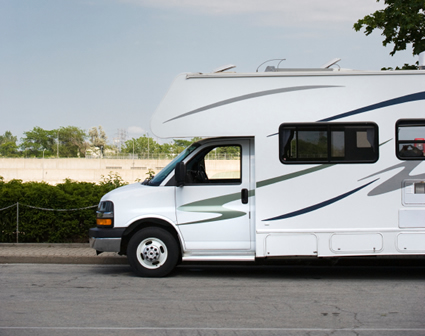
xmin=0 ymin=158 xmax=240 ymax=184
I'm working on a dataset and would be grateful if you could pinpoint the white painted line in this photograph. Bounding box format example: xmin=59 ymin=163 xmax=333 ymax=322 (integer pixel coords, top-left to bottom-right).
xmin=1 ymin=327 xmax=425 ymax=332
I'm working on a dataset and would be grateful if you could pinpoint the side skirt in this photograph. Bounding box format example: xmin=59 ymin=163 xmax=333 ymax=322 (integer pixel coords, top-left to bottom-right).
xmin=182 ymin=250 xmax=255 ymax=262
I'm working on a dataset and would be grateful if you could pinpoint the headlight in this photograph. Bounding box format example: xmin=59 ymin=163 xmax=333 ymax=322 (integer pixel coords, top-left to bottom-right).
xmin=96 ymin=201 xmax=114 ymax=227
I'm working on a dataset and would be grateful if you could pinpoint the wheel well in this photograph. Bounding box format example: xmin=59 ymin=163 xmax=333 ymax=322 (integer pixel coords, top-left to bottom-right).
xmin=120 ymin=219 xmax=181 ymax=258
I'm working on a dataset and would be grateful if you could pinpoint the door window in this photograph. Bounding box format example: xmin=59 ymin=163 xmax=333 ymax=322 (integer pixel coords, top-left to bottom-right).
xmin=185 ymin=145 xmax=241 ymax=184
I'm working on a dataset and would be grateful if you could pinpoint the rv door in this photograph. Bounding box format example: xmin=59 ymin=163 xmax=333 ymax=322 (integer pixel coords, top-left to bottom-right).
xmin=175 ymin=139 xmax=253 ymax=250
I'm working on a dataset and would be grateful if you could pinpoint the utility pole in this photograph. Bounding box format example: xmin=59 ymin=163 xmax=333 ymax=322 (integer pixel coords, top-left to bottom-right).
xmin=132 ymin=138 xmax=135 ymax=167
xmin=42 ymin=149 xmax=46 ymax=181
xmin=147 ymin=133 xmax=150 ymax=160
xmin=116 ymin=128 xmax=128 ymax=152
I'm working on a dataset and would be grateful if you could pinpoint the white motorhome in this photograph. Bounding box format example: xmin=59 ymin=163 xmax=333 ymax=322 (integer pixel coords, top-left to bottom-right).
xmin=90 ymin=60 xmax=425 ymax=277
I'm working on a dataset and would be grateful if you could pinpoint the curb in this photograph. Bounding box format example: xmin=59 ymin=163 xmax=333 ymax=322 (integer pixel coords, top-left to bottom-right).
xmin=0 ymin=243 xmax=128 ymax=265
xmin=0 ymin=255 xmax=128 ymax=264
xmin=0 ymin=243 xmax=91 ymax=247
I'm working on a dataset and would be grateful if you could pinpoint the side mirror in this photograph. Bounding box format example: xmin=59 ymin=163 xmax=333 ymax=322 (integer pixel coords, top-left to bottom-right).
xmin=175 ymin=162 xmax=186 ymax=187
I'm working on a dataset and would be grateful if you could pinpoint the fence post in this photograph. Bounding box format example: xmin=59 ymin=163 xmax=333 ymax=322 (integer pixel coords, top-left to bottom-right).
xmin=16 ymin=202 xmax=19 ymax=244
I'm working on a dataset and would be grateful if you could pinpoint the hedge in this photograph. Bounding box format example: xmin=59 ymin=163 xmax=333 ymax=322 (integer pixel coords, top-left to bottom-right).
xmin=0 ymin=173 xmax=127 ymax=243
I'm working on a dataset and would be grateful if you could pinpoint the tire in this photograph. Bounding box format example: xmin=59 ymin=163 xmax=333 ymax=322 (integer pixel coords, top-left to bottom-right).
xmin=127 ymin=227 xmax=179 ymax=277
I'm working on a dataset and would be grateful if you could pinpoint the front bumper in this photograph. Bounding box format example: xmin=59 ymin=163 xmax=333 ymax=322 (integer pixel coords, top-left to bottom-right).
xmin=89 ymin=227 xmax=125 ymax=253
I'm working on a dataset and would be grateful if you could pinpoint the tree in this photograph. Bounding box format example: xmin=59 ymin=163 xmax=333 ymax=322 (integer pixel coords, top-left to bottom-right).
xmin=57 ymin=126 xmax=88 ymax=157
xmin=122 ymin=135 xmax=160 ymax=157
xmin=214 ymin=145 xmax=241 ymax=159
xmin=20 ymin=126 xmax=88 ymax=158
xmin=159 ymin=142 xmax=173 ymax=155
xmin=88 ymin=126 xmax=107 ymax=148
xmin=0 ymin=131 xmax=17 ymax=144
xmin=354 ymin=0 xmax=425 ymax=57
xmin=20 ymin=127 xmax=56 ymax=157
xmin=172 ymin=139 xmax=193 ymax=148
xmin=381 ymin=63 xmax=419 ymax=70
xmin=0 ymin=131 xmax=19 ymax=157
xmin=172 ymin=137 xmax=203 ymax=154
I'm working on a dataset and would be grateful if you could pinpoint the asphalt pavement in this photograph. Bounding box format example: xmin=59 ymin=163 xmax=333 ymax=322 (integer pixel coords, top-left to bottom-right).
xmin=2 ymin=263 xmax=425 ymax=336
xmin=0 ymin=243 xmax=128 ymax=264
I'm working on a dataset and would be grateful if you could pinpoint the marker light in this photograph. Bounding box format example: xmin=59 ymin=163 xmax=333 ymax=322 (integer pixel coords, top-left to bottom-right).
xmin=96 ymin=218 xmax=112 ymax=227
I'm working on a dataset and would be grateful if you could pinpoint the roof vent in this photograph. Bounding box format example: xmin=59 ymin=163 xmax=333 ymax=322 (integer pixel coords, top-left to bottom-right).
xmin=265 ymin=66 xmax=333 ymax=72
xmin=321 ymin=58 xmax=341 ymax=69
xmin=261 ymin=58 xmax=342 ymax=72
xmin=213 ymin=64 xmax=236 ymax=73
xmin=256 ymin=59 xmax=286 ymax=72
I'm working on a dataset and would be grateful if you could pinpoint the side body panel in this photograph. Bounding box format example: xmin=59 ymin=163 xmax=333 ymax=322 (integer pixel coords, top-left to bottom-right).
xmin=253 ymin=73 xmax=425 ymax=257
xmin=151 ymin=70 xmax=425 ymax=258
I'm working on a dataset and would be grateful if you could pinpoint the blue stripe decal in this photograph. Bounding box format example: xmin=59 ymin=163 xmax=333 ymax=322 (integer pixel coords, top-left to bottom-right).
xmin=263 ymin=179 xmax=378 ymax=221
xmin=319 ymin=91 xmax=425 ymax=122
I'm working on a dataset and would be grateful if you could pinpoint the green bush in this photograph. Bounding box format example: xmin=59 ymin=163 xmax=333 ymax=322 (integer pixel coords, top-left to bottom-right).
xmin=0 ymin=174 xmax=127 ymax=243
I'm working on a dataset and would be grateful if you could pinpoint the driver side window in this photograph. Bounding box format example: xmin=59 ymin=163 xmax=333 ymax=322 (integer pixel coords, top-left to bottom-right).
xmin=185 ymin=145 xmax=241 ymax=184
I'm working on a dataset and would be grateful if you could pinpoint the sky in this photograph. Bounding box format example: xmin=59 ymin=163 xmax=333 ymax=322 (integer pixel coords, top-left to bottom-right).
xmin=0 ymin=0 xmax=419 ymax=145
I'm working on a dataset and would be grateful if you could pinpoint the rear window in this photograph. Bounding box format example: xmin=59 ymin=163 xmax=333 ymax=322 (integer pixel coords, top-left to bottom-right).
xmin=396 ymin=119 xmax=425 ymax=160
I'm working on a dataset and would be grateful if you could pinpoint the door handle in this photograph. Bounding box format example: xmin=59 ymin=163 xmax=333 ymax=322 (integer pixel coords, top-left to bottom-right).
xmin=241 ymin=189 xmax=248 ymax=204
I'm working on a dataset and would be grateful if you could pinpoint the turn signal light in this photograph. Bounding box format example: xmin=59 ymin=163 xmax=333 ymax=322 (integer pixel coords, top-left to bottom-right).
xmin=97 ymin=219 xmax=112 ymax=227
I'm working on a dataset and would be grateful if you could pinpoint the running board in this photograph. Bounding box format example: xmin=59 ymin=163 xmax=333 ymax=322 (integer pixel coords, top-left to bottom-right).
xmin=182 ymin=251 xmax=255 ymax=262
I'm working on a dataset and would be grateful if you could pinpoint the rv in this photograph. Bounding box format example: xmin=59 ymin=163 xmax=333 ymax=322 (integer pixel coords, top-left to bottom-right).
xmin=90 ymin=60 xmax=425 ymax=277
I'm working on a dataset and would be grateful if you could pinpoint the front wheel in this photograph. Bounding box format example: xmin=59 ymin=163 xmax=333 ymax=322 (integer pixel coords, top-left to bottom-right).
xmin=127 ymin=227 xmax=179 ymax=277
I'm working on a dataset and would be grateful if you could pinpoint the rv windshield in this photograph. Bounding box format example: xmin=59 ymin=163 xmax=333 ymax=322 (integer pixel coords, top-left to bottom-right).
xmin=147 ymin=143 xmax=200 ymax=186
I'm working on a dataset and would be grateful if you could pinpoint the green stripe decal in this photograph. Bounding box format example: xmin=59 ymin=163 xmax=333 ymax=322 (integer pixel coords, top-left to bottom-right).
xmin=178 ymin=190 xmax=254 ymax=226
xmin=178 ymin=164 xmax=335 ymax=225
xmin=178 ymin=139 xmax=389 ymax=225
